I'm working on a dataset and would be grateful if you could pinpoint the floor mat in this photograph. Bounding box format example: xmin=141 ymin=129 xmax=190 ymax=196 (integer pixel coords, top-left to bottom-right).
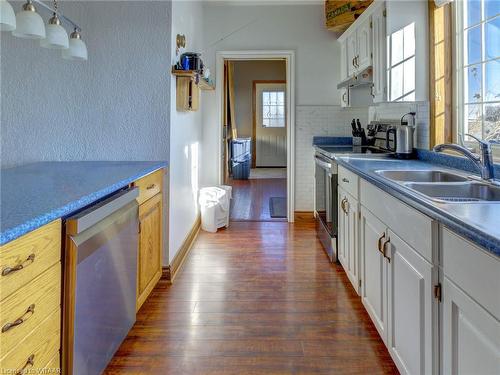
xmin=250 ymin=168 xmax=286 ymax=179
xmin=269 ymin=197 xmax=287 ymax=218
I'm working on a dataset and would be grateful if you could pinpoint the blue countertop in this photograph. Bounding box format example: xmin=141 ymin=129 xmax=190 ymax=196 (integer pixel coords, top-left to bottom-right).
xmin=333 ymin=155 xmax=500 ymax=257
xmin=0 ymin=161 xmax=167 ymax=245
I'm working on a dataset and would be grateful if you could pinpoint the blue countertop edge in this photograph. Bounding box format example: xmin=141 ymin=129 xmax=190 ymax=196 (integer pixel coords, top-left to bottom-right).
xmin=0 ymin=162 xmax=167 ymax=245
xmin=333 ymin=155 xmax=500 ymax=258
xmin=313 ymin=136 xmax=353 ymax=146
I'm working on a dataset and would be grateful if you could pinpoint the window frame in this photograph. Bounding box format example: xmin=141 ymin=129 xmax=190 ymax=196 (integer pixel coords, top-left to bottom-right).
xmin=261 ymin=89 xmax=286 ymax=128
xmin=453 ymin=0 xmax=500 ymax=154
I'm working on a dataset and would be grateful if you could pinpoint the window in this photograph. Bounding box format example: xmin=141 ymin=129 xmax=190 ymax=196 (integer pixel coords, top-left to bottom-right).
xmin=262 ymin=91 xmax=285 ymax=128
xmin=456 ymin=0 xmax=500 ymax=143
xmin=387 ymin=23 xmax=416 ymax=102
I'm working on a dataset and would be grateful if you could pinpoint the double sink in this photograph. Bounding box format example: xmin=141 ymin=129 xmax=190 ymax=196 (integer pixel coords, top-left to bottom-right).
xmin=375 ymin=170 xmax=500 ymax=203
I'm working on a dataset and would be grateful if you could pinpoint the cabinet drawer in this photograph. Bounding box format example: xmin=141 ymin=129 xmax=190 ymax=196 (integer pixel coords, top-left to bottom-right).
xmin=0 ymin=220 xmax=61 ymax=301
xmin=338 ymin=166 xmax=359 ymax=199
xmin=0 ymin=263 xmax=61 ymax=354
xmin=360 ymin=179 xmax=434 ymax=262
xmin=441 ymin=227 xmax=500 ymax=318
xmin=0 ymin=310 xmax=60 ymax=373
xmin=133 ymin=169 xmax=163 ymax=205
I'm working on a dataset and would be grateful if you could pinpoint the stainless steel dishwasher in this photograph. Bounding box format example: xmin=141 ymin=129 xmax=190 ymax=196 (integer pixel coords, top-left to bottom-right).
xmin=63 ymin=188 xmax=139 ymax=375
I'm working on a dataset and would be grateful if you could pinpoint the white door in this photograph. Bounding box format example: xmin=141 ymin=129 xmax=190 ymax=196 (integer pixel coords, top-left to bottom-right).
xmin=346 ymin=194 xmax=359 ymax=295
xmin=356 ymin=17 xmax=372 ymax=71
xmin=347 ymin=32 xmax=358 ymax=76
xmin=442 ymin=276 xmax=500 ymax=375
xmin=386 ymin=230 xmax=434 ymax=375
xmin=371 ymin=3 xmax=387 ymax=102
xmin=340 ymin=40 xmax=348 ymax=81
xmin=360 ymin=207 xmax=388 ymax=343
xmin=255 ymin=83 xmax=287 ymax=167
xmin=338 ymin=188 xmax=347 ymax=267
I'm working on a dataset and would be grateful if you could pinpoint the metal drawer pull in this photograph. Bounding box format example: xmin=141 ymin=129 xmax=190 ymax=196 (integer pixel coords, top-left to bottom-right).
xmin=377 ymin=233 xmax=386 ymax=254
xmin=342 ymin=178 xmax=349 ymax=183
xmin=146 ymin=183 xmax=156 ymax=190
xmin=382 ymin=238 xmax=391 ymax=262
xmin=2 ymin=254 xmax=35 ymax=277
xmin=16 ymin=354 xmax=35 ymax=375
xmin=2 ymin=304 xmax=35 ymax=333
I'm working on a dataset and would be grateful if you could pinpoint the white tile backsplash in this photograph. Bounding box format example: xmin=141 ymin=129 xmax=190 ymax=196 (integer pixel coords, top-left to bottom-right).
xmin=295 ymin=105 xmax=368 ymax=211
xmin=368 ymin=101 xmax=430 ymax=149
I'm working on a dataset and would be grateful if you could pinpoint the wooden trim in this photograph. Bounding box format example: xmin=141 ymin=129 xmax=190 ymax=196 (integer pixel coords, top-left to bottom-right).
xmin=429 ymin=2 xmax=453 ymax=148
xmin=252 ymin=80 xmax=287 ymax=168
xmin=166 ymin=214 xmax=201 ymax=283
xmin=294 ymin=211 xmax=315 ymax=223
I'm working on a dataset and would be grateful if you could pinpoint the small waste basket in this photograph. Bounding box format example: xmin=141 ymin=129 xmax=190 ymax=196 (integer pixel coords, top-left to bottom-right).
xmin=198 ymin=186 xmax=232 ymax=233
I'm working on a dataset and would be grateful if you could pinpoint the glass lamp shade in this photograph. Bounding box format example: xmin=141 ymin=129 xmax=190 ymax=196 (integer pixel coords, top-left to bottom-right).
xmin=41 ymin=22 xmax=69 ymax=49
xmin=62 ymin=34 xmax=87 ymax=61
xmin=0 ymin=0 xmax=16 ymax=31
xmin=12 ymin=5 xmax=45 ymax=39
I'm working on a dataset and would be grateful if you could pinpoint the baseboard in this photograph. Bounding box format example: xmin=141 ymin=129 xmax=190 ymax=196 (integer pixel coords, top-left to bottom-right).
xmin=162 ymin=214 xmax=201 ymax=283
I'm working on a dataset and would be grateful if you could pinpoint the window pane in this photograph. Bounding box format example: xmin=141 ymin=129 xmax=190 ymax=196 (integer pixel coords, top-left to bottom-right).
xmin=277 ymin=92 xmax=284 ymax=105
xmin=485 ymin=0 xmax=500 ymax=19
xmin=391 ymin=28 xmax=404 ymax=65
xmin=484 ymin=103 xmax=500 ymax=141
xmin=465 ymin=104 xmax=483 ymax=140
xmin=485 ymin=17 xmax=500 ymax=60
xmin=467 ymin=64 xmax=482 ymax=102
xmin=391 ymin=63 xmax=403 ymax=100
xmin=262 ymin=92 xmax=269 ymax=105
xmin=467 ymin=26 xmax=482 ymax=65
xmin=466 ymin=0 xmax=481 ymax=27
xmin=403 ymin=57 xmax=415 ymax=95
xmin=403 ymin=23 xmax=415 ymax=59
xmin=485 ymin=60 xmax=500 ymax=101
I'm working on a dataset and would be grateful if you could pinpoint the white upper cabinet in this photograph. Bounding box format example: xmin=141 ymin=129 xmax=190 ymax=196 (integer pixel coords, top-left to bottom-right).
xmin=371 ymin=2 xmax=387 ymax=102
xmin=356 ymin=17 xmax=372 ymax=72
xmin=339 ymin=39 xmax=348 ymax=82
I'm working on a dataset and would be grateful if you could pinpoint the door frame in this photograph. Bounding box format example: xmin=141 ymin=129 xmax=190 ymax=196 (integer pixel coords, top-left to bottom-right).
xmin=216 ymin=50 xmax=296 ymax=222
xmin=252 ymin=80 xmax=287 ymax=168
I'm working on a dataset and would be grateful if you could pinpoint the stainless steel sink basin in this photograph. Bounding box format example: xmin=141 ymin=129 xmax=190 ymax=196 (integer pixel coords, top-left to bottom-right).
xmin=376 ymin=170 xmax=469 ymax=183
xmin=404 ymin=182 xmax=500 ymax=203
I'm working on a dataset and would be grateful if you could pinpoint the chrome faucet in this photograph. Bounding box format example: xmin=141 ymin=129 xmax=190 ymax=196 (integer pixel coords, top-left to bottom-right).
xmin=433 ymin=134 xmax=495 ymax=181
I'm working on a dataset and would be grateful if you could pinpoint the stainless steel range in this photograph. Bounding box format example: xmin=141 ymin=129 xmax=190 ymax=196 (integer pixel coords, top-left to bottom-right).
xmin=314 ymin=144 xmax=389 ymax=262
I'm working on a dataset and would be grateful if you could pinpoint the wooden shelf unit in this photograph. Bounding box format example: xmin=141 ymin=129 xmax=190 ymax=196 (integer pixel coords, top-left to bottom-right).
xmin=171 ymin=68 xmax=214 ymax=112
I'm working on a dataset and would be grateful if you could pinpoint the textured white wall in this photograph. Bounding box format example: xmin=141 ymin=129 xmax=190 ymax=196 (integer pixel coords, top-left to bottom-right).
xmin=200 ymin=2 xmax=341 ymax=187
xmin=1 ymin=1 xmax=171 ymax=167
xmin=169 ymin=0 xmax=205 ymax=263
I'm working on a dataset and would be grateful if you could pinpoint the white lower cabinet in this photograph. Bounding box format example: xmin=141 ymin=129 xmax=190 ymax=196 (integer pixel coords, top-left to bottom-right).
xmin=359 ymin=181 xmax=436 ymax=374
xmin=386 ymin=229 xmax=434 ymax=375
xmin=441 ymin=227 xmax=500 ymax=375
xmin=360 ymin=206 xmax=388 ymax=343
xmin=442 ymin=276 xmax=500 ymax=375
xmin=338 ymin=187 xmax=359 ymax=294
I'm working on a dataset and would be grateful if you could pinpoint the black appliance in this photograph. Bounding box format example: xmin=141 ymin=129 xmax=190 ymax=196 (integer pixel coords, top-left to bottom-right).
xmin=180 ymin=52 xmax=203 ymax=72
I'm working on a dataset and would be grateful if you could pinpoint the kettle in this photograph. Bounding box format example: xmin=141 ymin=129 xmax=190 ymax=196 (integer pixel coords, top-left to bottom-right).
xmin=386 ymin=112 xmax=416 ymax=159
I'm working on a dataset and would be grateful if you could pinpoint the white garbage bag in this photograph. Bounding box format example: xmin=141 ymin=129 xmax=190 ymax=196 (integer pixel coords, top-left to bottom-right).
xmin=198 ymin=185 xmax=232 ymax=233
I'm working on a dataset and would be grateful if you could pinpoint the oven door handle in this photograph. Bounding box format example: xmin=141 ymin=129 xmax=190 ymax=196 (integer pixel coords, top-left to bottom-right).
xmin=315 ymin=156 xmax=332 ymax=171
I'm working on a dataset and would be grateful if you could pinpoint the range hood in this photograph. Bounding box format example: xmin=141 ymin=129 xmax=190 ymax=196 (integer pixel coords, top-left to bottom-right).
xmin=337 ymin=66 xmax=373 ymax=89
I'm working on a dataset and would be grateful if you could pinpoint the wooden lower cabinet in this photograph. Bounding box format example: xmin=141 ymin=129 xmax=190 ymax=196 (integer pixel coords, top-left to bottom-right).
xmin=136 ymin=192 xmax=163 ymax=311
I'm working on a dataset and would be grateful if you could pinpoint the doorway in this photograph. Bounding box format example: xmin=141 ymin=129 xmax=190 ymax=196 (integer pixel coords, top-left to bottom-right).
xmin=221 ymin=59 xmax=288 ymax=221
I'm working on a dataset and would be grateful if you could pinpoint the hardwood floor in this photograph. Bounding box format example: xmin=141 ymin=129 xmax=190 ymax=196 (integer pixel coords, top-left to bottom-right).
xmin=228 ymin=178 xmax=287 ymax=221
xmin=105 ymin=219 xmax=398 ymax=375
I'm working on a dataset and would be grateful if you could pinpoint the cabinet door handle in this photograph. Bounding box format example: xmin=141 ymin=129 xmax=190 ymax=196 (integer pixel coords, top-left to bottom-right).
xmin=1 ymin=304 xmax=35 ymax=333
xmin=340 ymin=198 xmax=346 ymax=213
xmin=371 ymin=84 xmax=375 ymax=98
xmin=352 ymin=57 xmax=356 ymax=67
xmin=344 ymin=199 xmax=349 ymax=213
xmin=342 ymin=92 xmax=347 ymax=103
xmin=1 ymin=254 xmax=35 ymax=277
xmin=382 ymin=238 xmax=391 ymax=262
xmin=16 ymin=354 xmax=35 ymax=375
xmin=146 ymin=183 xmax=156 ymax=190
xmin=377 ymin=233 xmax=386 ymax=254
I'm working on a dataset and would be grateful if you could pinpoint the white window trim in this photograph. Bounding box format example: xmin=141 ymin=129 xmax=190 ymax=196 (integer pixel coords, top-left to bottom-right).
xmin=453 ymin=0 xmax=500 ymax=156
